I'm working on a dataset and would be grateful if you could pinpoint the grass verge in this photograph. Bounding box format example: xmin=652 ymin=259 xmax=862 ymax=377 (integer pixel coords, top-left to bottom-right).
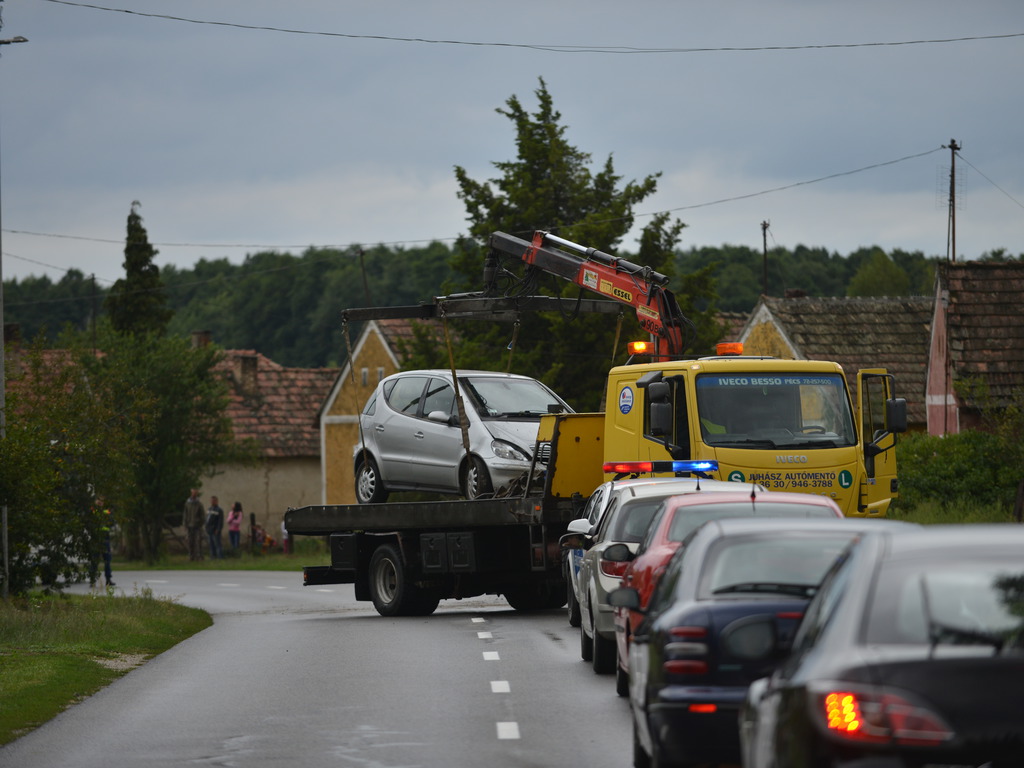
xmin=0 ymin=588 xmax=212 ymax=746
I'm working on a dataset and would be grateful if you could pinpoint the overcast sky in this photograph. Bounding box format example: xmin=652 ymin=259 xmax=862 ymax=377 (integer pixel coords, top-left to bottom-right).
xmin=1 ymin=0 xmax=1022 ymax=289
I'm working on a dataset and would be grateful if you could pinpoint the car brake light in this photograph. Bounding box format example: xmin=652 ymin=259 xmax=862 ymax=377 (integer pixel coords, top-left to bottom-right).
xmin=819 ymin=687 xmax=954 ymax=746
xmin=600 ymin=560 xmax=629 ymax=578
xmin=670 ymin=626 xmax=707 ymax=639
xmin=664 ymin=660 xmax=708 ymax=675
xmin=689 ymin=703 xmax=717 ymax=713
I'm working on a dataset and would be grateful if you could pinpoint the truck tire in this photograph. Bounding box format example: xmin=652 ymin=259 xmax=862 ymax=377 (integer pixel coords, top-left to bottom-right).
xmin=504 ymin=582 xmax=565 ymax=612
xmin=368 ymin=544 xmax=436 ymax=616
xmin=462 ymin=456 xmax=493 ymax=500
xmin=355 ymin=456 xmax=388 ymax=504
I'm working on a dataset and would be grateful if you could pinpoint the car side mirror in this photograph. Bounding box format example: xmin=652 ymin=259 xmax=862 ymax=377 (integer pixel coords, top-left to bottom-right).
xmin=559 ymin=517 xmax=593 ymax=550
xmin=602 ymin=542 xmax=635 ymax=564
xmin=607 ymin=586 xmax=641 ymax=611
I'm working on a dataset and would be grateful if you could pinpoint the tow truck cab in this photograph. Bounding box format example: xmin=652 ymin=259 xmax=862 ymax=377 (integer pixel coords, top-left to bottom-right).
xmin=599 ymin=351 xmax=906 ymax=516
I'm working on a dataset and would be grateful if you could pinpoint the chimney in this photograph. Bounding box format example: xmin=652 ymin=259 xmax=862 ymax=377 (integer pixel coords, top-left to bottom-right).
xmin=233 ymin=353 xmax=259 ymax=395
xmin=191 ymin=330 xmax=213 ymax=348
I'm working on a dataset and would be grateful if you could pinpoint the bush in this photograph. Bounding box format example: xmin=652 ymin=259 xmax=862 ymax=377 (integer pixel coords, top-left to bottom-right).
xmin=896 ymin=429 xmax=1018 ymax=512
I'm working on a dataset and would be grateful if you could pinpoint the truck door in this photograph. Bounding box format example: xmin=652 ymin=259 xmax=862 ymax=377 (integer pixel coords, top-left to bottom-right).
xmin=856 ymin=370 xmax=906 ymax=515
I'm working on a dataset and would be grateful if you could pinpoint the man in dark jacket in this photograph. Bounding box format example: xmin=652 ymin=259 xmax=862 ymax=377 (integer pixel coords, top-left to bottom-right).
xmin=206 ymin=495 xmax=224 ymax=559
xmin=183 ymin=488 xmax=206 ymax=561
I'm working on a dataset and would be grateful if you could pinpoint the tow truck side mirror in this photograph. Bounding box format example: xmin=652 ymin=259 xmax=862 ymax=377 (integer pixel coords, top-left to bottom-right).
xmin=886 ymin=398 xmax=907 ymax=434
xmin=648 ymin=381 xmax=672 ymax=437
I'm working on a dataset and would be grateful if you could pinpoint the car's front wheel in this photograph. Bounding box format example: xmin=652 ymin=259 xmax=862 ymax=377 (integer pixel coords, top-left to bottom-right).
xmin=462 ymin=456 xmax=493 ymax=500
xmin=355 ymin=455 xmax=388 ymax=504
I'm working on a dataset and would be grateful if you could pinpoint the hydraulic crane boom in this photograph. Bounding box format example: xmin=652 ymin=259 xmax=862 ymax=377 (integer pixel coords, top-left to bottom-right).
xmin=486 ymin=231 xmax=690 ymax=359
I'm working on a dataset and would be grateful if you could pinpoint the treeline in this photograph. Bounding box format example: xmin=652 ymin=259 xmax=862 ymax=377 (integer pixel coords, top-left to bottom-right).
xmin=4 ymin=240 xmax=1019 ymax=368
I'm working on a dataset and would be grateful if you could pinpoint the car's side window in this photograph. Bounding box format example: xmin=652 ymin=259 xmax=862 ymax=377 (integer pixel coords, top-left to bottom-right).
xmin=386 ymin=376 xmax=428 ymax=416
xmin=593 ymin=497 xmax=621 ymax=543
xmin=782 ymin=547 xmax=854 ymax=675
xmin=363 ymin=394 xmax=377 ymax=416
xmin=423 ymin=378 xmax=456 ymax=417
xmin=584 ymin=487 xmax=606 ymax=526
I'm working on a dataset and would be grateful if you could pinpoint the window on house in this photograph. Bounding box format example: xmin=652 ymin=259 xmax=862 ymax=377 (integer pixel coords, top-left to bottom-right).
xmin=377 ymin=367 xmax=385 ymax=383
xmin=361 ymin=367 xmax=368 ymax=386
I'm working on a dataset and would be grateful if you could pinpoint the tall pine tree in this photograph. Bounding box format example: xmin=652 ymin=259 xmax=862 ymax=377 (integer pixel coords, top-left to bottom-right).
xmin=407 ymin=79 xmax=720 ymax=410
xmin=104 ymin=202 xmax=173 ymax=335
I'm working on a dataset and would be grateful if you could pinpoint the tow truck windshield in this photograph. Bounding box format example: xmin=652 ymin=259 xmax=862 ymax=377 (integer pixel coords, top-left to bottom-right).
xmin=696 ymin=372 xmax=856 ymax=450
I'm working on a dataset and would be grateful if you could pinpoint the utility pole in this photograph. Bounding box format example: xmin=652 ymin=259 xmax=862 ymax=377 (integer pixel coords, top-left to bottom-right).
xmin=943 ymin=139 xmax=960 ymax=262
xmin=761 ymin=220 xmax=770 ymax=296
xmin=1 ymin=30 xmax=30 ymax=600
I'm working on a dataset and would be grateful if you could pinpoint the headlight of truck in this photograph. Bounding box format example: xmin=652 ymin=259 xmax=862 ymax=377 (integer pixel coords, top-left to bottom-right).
xmin=491 ymin=440 xmax=529 ymax=462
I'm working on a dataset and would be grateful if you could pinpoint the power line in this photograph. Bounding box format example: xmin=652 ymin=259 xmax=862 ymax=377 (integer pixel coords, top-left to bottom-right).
xmin=40 ymin=0 xmax=1024 ymax=54
xmin=2 ymin=146 xmax=948 ymax=253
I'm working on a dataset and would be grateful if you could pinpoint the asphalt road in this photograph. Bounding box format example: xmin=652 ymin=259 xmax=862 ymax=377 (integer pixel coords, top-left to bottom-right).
xmin=0 ymin=570 xmax=632 ymax=768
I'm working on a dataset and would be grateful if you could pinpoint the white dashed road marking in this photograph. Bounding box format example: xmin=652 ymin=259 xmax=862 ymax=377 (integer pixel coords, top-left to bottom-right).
xmin=490 ymin=680 xmax=510 ymax=693
xmin=496 ymin=722 xmax=520 ymax=740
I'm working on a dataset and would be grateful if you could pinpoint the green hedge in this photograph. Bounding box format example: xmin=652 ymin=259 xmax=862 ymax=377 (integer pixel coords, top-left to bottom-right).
xmin=896 ymin=429 xmax=1020 ymax=511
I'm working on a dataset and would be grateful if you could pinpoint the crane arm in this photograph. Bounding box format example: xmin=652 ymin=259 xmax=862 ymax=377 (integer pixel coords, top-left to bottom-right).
xmin=487 ymin=231 xmax=689 ymax=358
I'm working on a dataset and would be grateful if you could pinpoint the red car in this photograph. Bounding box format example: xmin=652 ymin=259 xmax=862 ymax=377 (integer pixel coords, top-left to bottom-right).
xmin=607 ymin=490 xmax=844 ymax=696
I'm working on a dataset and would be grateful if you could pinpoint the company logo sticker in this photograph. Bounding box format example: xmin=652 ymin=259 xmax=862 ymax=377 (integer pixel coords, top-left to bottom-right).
xmin=838 ymin=470 xmax=853 ymax=488
xmin=728 ymin=470 xmax=746 ymax=482
xmin=618 ymin=386 xmax=634 ymax=415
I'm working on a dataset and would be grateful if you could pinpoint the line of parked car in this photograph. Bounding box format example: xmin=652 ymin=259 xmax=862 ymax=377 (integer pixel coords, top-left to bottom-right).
xmin=559 ymin=477 xmax=1024 ymax=768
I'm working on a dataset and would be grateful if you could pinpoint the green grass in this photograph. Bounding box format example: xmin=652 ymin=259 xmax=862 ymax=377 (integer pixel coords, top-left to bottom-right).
xmin=887 ymin=498 xmax=1021 ymax=525
xmin=0 ymin=588 xmax=212 ymax=746
xmin=115 ymin=536 xmax=331 ymax=572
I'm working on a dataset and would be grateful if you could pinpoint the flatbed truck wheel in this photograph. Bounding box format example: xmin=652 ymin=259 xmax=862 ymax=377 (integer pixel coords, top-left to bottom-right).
xmin=368 ymin=544 xmax=437 ymax=616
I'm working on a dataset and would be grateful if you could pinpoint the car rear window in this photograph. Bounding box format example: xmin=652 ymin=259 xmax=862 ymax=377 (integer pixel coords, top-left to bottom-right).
xmin=606 ymin=499 xmax=665 ymax=543
xmin=697 ymin=532 xmax=857 ymax=599
xmin=668 ymin=501 xmax=837 ymax=543
xmin=865 ymin=559 xmax=1024 ymax=647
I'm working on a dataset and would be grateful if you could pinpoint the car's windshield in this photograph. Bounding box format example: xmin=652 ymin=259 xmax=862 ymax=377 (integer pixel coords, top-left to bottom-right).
xmin=695 ymin=373 xmax=855 ymax=449
xmin=461 ymin=376 xmax=569 ymax=419
xmin=865 ymin=560 xmax=1024 ymax=651
xmin=697 ymin=533 xmax=857 ymax=599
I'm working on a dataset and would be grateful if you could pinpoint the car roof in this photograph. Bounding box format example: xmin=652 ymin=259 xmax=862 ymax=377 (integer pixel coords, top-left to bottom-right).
xmin=606 ymin=478 xmax=765 ymax=499
xmin=662 ymin=489 xmax=844 ymax=516
xmin=867 ymin=522 xmax=1024 ymax=557
xmin=694 ymin=516 xmax=913 ymax=538
xmin=384 ymin=369 xmax=536 ymax=381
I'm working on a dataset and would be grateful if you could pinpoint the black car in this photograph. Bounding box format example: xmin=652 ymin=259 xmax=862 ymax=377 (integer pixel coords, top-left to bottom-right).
xmin=739 ymin=523 xmax=1024 ymax=768
xmin=612 ymin=517 xmax=908 ymax=768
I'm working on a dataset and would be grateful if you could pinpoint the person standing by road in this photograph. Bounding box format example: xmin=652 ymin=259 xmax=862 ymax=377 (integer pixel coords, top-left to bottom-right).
xmin=227 ymin=502 xmax=243 ymax=552
xmin=183 ymin=488 xmax=206 ymax=561
xmin=206 ymin=495 xmax=224 ymax=559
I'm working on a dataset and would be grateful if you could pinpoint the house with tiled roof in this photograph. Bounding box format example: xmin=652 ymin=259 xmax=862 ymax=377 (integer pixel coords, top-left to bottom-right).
xmin=926 ymin=261 xmax=1024 ymax=435
xmin=738 ymin=296 xmax=934 ymax=428
xmin=200 ymin=345 xmax=338 ymax=537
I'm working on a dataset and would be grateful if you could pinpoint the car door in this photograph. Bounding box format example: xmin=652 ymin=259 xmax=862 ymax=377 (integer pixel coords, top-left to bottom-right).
xmin=372 ymin=375 xmax=430 ymax=484
xmin=409 ymin=376 xmax=465 ymax=491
